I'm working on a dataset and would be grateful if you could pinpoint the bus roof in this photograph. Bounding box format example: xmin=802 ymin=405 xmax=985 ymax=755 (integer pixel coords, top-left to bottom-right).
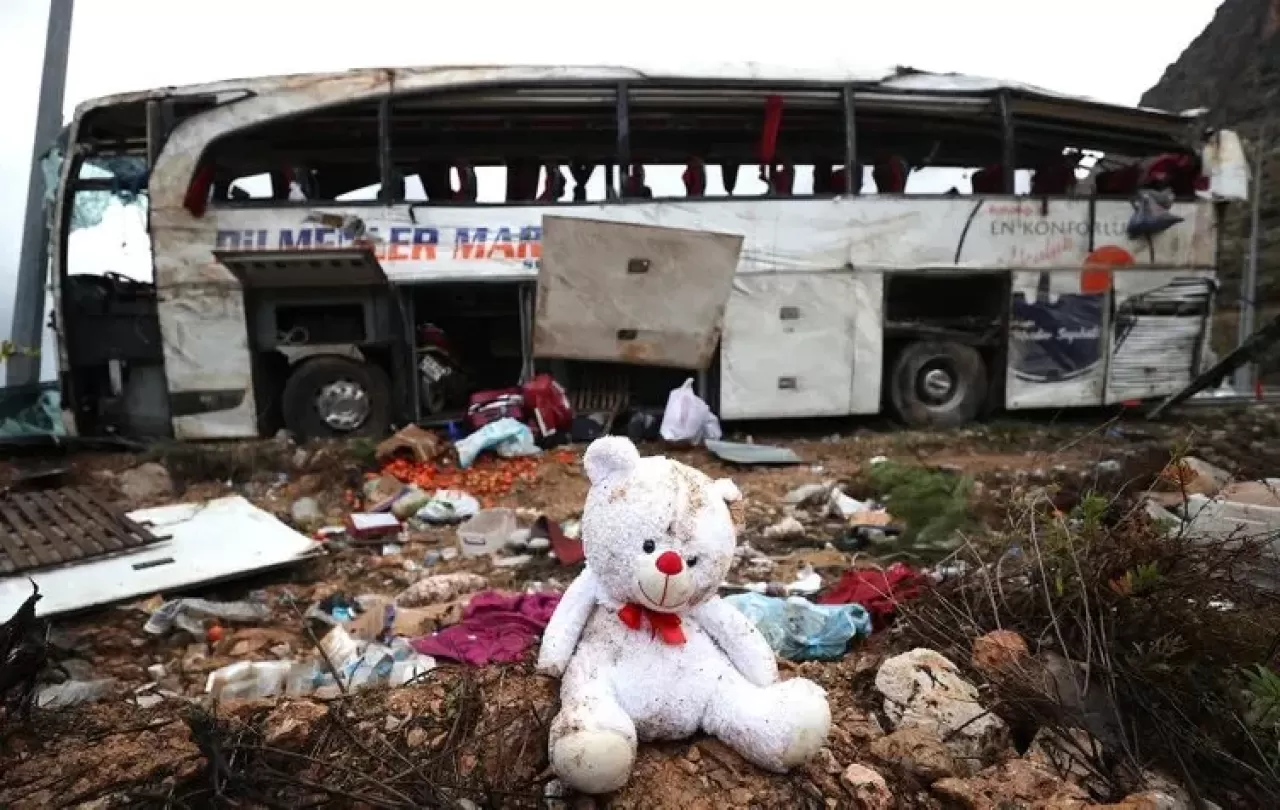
xmin=71 ymin=62 xmax=1199 ymax=123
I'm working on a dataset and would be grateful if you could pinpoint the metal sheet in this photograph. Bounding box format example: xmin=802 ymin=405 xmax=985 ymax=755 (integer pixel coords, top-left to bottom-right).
xmin=534 ymin=216 xmax=742 ymax=369
xmin=0 ymin=487 xmax=162 ymax=575
xmin=214 ymin=247 xmax=387 ymax=288
xmin=1004 ymin=270 xmax=1107 ymax=410
xmin=720 ymin=273 xmax=860 ymax=419
xmin=0 ymin=495 xmax=323 ymax=620
xmin=1106 ymin=273 xmax=1214 ymax=403
xmin=705 ymin=440 xmax=803 ymax=466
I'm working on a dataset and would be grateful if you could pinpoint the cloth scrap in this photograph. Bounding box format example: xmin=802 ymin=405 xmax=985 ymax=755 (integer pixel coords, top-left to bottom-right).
xmin=816 ymin=562 xmax=925 ymax=629
xmin=410 ymin=590 xmax=561 ymax=666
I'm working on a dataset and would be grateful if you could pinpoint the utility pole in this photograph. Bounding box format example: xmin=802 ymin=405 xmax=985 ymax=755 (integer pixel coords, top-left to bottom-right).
xmin=1234 ymin=117 xmax=1269 ymax=394
xmin=1232 ymin=11 xmax=1279 ymax=394
xmin=7 ymin=0 xmax=75 ymax=388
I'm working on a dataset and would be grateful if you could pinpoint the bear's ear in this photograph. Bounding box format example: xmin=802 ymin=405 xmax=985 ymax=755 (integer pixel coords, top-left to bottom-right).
xmin=583 ymin=436 xmax=641 ymax=485
xmin=711 ymin=477 xmax=741 ymax=504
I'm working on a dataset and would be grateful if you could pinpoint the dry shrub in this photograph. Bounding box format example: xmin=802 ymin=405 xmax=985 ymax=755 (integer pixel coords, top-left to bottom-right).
xmin=166 ymin=663 xmax=554 ymax=809
xmin=900 ymin=490 xmax=1280 ymax=808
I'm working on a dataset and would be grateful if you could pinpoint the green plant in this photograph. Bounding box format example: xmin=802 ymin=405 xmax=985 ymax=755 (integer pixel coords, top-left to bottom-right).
xmin=1245 ymin=664 xmax=1280 ymax=731
xmin=866 ymin=461 xmax=974 ymax=556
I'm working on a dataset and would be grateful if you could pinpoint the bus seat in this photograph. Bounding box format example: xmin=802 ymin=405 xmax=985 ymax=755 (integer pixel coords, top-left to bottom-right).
xmin=765 ymin=162 xmax=794 ymax=196
xmin=270 ymin=169 xmax=291 ymax=201
xmin=1030 ymin=155 xmax=1078 ymax=196
xmin=507 ymin=159 xmax=540 ymax=202
xmin=682 ymin=158 xmax=707 ymax=197
xmin=830 ymin=163 xmax=863 ymax=194
xmin=421 ymin=162 xmax=454 ymax=201
xmin=1144 ymin=152 xmax=1201 ymax=198
xmin=185 ymin=165 xmax=216 ymax=216
xmin=538 ymin=163 xmax=567 ymax=202
xmin=971 ymin=164 xmax=1006 ymax=194
xmin=453 ymin=163 xmax=477 ymax=202
xmin=623 ymin=164 xmax=653 ymax=199
xmin=569 ymin=161 xmax=595 ymax=202
xmin=721 ymin=162 xmax=740 ymax=195
xmin=813 ymin=163 xmax=833 ymax=195
xmin=1095 ymin=163 xmax=1141 ymax=196
xmin=873 ymin=155 xmax=909 ymax=193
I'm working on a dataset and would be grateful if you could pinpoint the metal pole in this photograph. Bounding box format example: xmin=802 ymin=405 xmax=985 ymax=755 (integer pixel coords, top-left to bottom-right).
xmin=7 ymin=0 xmax=75 ymax=388
xmin=1235 ymin=117 xmax=1269 ymax=393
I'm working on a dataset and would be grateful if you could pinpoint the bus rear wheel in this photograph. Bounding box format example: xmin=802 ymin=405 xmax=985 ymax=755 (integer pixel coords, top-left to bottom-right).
xmin=282 ymin=356 xmax=391 ymax=439
xmin=887 ymin=341 xmax=987 ymax=428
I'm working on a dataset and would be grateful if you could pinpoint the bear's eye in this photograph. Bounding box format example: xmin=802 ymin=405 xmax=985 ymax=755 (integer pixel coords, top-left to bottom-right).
xmin=642 ymin=539 xmax=656 ymax=553
xmin=687 ymin=556 xmax=699 ymax=567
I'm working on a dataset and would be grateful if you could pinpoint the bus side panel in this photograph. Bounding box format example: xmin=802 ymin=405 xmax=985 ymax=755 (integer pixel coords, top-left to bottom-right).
xmin=1005 ymin=270 xmax=1108 ymax=410
xmin=155 ymin=282 xmax=259 ymax=439
xmin=1104 ymin=270 xmax=1216 ymax=404
xmin=849 ymin=271 xmax=884 ymax=415
xmin=719 ymin=272 xmax=861 ymax=419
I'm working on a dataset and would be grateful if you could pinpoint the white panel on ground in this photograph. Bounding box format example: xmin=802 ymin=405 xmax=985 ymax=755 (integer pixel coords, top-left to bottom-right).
xmin=0 ymin=496 xmax=323 ymax=620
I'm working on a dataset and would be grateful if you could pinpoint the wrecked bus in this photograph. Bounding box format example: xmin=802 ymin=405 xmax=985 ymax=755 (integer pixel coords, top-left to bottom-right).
xmin=42 ymin=64 xmax=1250 ymax=441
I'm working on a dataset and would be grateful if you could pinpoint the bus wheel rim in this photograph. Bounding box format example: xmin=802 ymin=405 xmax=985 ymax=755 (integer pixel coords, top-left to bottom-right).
xmin=315 ymin=379 xmax=370 ymax=431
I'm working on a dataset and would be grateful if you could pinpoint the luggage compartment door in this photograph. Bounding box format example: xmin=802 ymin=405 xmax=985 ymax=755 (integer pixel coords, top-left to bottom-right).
xmin=534 ymin=216 xmax=742 ymax=369
xmin=719 ymin=273 xmax=859 ymax=419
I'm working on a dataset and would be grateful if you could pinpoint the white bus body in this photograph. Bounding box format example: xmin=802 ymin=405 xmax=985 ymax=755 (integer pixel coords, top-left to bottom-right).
xmin=43 ymin=65 xmax=1250 ymax=441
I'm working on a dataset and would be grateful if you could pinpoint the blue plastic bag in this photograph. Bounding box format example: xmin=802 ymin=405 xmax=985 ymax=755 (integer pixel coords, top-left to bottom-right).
xmin=453 ymin=417 xmax=541 ymax=469
xmin=724 ymin=592 xmax=871 ymax=661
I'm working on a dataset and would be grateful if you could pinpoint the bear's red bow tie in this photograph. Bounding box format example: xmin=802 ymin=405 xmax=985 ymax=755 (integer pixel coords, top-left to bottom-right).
xmin=617 ymin=603 xmax=686 ymax=645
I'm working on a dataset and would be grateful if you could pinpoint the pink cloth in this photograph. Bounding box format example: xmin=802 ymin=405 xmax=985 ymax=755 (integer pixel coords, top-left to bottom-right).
xmin=410 ymin=590 xmax=561 ymax=666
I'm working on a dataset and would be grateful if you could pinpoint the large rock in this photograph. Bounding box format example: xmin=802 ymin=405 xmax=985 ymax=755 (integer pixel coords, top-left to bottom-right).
xmin=932 ymin=758 xmax=1089 ymax=809
xmin=1089 ymin=791 xmax=1193 ymax=810
xmin=971 ymin=629 xmax=1030 ymax=679
xmin=264 ymin=700 xmax=329 ymax=748
xmin=868 ymin=727 xmax=959 ymax=781
xmin=1024 ymin=727 xmax=1109 ymax=797
xmin=841 ymin=763 xmax=893 ymax=810
xmin=118 ymin=462 xmax=174 ymax=502
xmin=1157 ymin=457 xmax=1231 ymax=498
xmin=874 ymin=648 xmax=1010 ymax=767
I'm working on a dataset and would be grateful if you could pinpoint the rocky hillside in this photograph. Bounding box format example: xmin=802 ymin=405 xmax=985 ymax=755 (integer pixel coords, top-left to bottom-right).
xmin=1141 ymin=0 xmax=1279 ymax=312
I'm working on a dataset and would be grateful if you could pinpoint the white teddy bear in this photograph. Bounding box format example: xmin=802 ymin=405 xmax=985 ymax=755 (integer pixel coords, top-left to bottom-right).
xmin=537 ymin=436 xmax=832 ymax=794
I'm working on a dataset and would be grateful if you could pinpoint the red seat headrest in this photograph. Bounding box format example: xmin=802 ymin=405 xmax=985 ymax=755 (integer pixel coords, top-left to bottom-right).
xmin=682 ymin=159 xmax=707 ymax=197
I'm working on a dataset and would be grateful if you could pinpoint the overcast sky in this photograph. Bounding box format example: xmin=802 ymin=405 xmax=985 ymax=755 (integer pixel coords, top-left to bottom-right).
xmin=0 ymin=0 xmax=1223 ymax=376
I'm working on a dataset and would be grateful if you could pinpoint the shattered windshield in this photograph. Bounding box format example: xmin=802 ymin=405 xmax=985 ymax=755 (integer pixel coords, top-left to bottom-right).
xmin=68 ymin=154 xmax=149 ymax=232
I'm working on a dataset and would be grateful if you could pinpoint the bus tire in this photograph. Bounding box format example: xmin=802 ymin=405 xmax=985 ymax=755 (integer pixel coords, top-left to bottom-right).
xmin=281 ymin=355 xmax=391 ymax=439
xmin=887 ymin=341 xmax=987 ymax=428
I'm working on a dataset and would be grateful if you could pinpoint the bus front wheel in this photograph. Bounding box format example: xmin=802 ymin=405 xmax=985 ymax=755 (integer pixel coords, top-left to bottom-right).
xmin=282 ymin=356 xmax=391 ymax=439
xmin=887 ymin=341 xmax=987 ymax=428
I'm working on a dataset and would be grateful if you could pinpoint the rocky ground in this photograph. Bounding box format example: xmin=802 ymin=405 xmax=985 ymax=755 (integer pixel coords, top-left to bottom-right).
xmin=2 ymin=404 xmax=1280 ymax=809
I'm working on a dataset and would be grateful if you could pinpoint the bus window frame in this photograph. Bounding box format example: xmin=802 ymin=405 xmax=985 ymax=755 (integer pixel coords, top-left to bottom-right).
xmin=186 ymin=76 xmax=1203 ymax=212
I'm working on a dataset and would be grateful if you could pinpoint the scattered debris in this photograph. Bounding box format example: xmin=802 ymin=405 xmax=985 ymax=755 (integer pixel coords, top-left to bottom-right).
xmin=376 ymin=424 xmax=442 ymax=464
xmin=724 ymin=592 xmax=871 ymax=660
xmin=4 ymin=409 xmax=1280 ymax=808
xmin=411 ymin=591 xmax=559 ymax=666
xmin=705 ymin=439 xmax=803 ymax=466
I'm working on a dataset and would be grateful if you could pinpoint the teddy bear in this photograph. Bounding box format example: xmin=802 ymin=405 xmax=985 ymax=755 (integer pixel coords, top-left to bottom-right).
xmin=536 ymin=436 xmax=831 ymax=794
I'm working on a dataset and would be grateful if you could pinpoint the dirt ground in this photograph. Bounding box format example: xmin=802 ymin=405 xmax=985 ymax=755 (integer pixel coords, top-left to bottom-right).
xmin=2 ymin=402 xmax=1279 ymax=808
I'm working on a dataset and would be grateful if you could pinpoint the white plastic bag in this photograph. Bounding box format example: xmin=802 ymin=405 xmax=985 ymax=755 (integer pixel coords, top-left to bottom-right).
xmin=660 ymin=378 xmax=720 ymax=445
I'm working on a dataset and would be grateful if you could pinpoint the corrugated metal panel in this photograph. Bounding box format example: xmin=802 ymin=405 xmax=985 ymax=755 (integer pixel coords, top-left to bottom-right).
xmin=1106 ymin=274 xmax=1213 ymax=403
xmin=1107 ymin=316 xmax=1204 ymax=402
